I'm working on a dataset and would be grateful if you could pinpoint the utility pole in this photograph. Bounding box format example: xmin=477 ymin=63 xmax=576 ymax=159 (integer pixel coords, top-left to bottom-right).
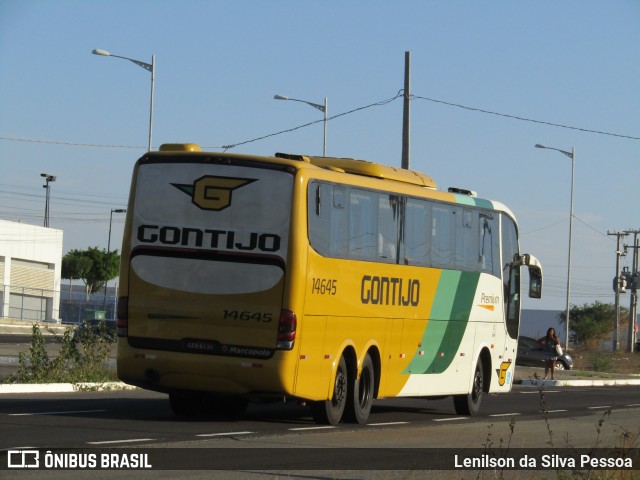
xmin=624 ymin=230 xmax=639 ymax=353
xmin=401 ymin=51 xmax=411 ymax=170
xmin=608 ymin=231 xmax=628 ymax=351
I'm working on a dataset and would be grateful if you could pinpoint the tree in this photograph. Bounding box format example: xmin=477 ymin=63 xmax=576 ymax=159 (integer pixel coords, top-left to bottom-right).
xmin=61 ymin=247 xmax=120 ymax=299
xmin=557 ymin=301 xmax=626 ymax=350
xmin=61 ymin=252 xmax=93 ymax=300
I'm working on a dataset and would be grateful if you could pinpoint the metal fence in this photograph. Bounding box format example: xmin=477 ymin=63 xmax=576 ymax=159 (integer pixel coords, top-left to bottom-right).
xmin=60 ymin=296 xmax=117 ymax=324
xmin=2 ymin=284 xmax=118 ymax=324
xmin=2 ymin=285 xmax=50 ymax=322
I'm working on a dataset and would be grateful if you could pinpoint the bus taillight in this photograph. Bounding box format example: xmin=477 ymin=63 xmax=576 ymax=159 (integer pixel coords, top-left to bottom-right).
xmin=276 ymin=309 xmax=297 ymax=350
xmin=116 ymin=296 xmax=129 ymax=337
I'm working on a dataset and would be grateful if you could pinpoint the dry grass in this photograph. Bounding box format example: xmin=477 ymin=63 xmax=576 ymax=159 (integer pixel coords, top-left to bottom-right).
xmin=570 ymin=347 xmax=640 ymax=375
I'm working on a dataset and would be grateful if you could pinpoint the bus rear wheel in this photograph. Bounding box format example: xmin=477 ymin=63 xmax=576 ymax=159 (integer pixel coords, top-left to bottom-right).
xmin=344 ymin=353 xmax=374 ymax=424
xmin=311 ymin=355 xmax=348 ymax=425
xmin=169 ymin=393 xmax=248 ymax=418
xmin=208 ymin=396 xmax=248 ymax=418
xmin=453 ymin=356 xmax=484 ymax=416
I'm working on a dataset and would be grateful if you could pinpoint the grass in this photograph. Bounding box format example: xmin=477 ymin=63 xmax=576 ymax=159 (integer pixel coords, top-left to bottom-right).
xmin=571 ymin=347 xmax=640 ymax=375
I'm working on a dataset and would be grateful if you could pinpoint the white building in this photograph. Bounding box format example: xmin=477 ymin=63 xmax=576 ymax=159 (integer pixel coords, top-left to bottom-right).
xmin=0 ymin=220 xmax=63 ymax=322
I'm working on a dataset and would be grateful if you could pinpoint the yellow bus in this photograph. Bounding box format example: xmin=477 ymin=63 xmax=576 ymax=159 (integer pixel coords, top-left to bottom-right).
xmin=116 ymin=143 xmax=542 ymax=425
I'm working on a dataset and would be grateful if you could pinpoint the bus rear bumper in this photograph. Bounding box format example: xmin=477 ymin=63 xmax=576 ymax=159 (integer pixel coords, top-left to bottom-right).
xmin=117 ymin=342 xmax=294 ymax=397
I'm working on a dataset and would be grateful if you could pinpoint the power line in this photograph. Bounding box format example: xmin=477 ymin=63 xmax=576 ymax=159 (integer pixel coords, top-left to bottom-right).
xmin=219 ymin=92 xmax=404 ymax=151
xmin=0 ymin=183 xmax=127 ymax=201
xmin=0 ymin=136 xmax=147 ymax=149
xmin=2 ymin=90 xmax=636 ymax=151
xmin=409 ymin=94 xmax=640 ymax=140
xmin=520 ymin=218 xmax=567 ymax=236
xmin=521 ymin=214 xmax=613 ymax=241
xmin=573 ymin=215 xmax=612 ymax=240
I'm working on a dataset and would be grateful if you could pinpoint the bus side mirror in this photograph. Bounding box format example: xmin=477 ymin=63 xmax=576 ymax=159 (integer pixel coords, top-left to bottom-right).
xmin=513 ymin=253 xmax=543 ymax=299
xmin=528 ymin=266 xmax=542 ymax=299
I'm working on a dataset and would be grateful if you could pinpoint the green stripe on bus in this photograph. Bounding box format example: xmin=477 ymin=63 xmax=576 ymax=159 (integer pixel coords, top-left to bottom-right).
xmin=452 ymin=194 xmax=476 ymax=206
xmin=452 ymin=194 xmax=493 ymax=210
xmin=473 ymin=198 xmax=493 ymax=209
xmin=404 ymin=271 xmax=480 ymax=374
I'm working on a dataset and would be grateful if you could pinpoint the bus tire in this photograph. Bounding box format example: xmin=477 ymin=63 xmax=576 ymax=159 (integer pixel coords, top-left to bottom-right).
xmin=169 ymin=392 xmax=204 ymax=417
xmin=209 ymin=396 xmax=248 ymax=418
xmin=453 ymin=356 xmax=484 ymax=416
xmin=344 ymin=353 xmax=374 ymax=424
xmin=311 ymin=355 xmax=348 ymax=425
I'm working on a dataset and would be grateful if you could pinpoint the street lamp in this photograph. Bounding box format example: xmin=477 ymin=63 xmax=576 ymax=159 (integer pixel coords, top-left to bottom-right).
xmin=274 ymin=94 xmax=328 ymax=156
xmin=535 ymin=143 xmax=575 ymax=351
xmin=41 ymin=173 xmax=56 ymax=227
xmin=104 ymin=208 xmax=127 ymax=310
xmin=92 ymin=49 xmax=155 ymax=151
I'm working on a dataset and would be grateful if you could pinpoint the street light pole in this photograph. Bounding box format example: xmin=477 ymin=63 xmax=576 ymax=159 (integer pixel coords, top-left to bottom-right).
xmin=103 ymin=209 xmax=126 ymax=310
xmin=92 ymin=49 xmax=155 ymax=151
xmin=274 ymin=94 xmax=328 ymax=156
xmin=41 ymin=173 xmax=56 ymax=228
xmin=535 ymin=143 xmax=575 ymax=351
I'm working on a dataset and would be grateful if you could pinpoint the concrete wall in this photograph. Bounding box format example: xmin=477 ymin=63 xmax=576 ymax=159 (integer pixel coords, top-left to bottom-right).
xmin=0 ymin=220 xmax=63 ymax=322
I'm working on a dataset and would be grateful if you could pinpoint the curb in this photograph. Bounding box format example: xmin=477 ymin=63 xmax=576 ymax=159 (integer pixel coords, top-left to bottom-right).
xmin=4 ymin=378 xmax=640 ymax=395
xmin=1 ymin=324 xmax=70 ymax=335
xmin=0 ymin=356 xmax=116 ymax=368
xmin=520 ymin=378 xmax=640 ymax=387
xmin=0 ymin=382 xmax=136 ymax=394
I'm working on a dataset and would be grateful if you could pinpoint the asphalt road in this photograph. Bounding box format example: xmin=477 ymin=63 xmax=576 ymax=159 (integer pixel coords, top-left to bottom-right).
xmin=2 ymin=371 xmax=639 ymax=478
xmin=4 ymin=317 xmax=640 ymax=480
xmin=2 ymin=384 xmax=639 ymax=448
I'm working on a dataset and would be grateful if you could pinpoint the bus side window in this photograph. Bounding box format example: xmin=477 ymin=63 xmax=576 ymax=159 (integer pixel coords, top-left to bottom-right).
xmin=377 ymin=194 xmax=399 ymax=263
xmin=308 ymin=182 xmax=329 ymax=255
xmin=479 ymin=212 xmax=500 ymax=277
xmin=349 ymin=190 xmax=377 ymax=260
xmin=455 ymin=208 xmax=479 ymax=272
xmin=330 ymin=187 xmax=348 ymax=257
xmin=308 ymin=182 xmax=348 ymax=258
xmin=431 ymin=204 xmax=455 ymax=269
xmin=403 ymin=198 xmax=430 ymax=266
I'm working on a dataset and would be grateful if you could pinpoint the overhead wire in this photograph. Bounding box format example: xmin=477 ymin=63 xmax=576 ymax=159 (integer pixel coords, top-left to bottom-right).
xmin=218 ymin=91 xmax=404 ymax=151
xmin=0 ymin=136 xmax=147 ymax=149
xmin=409 ymin=94 xmax=640 ymax=140
xmin=0 ymin=91 xmax=634 ymax=275
xmin=1 ymin=89 xmax=637 ymax=151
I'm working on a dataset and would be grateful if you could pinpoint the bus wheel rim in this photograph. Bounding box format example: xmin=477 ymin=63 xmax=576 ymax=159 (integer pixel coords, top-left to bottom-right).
xmin=333 ymin=369 xmax=346 ymax=405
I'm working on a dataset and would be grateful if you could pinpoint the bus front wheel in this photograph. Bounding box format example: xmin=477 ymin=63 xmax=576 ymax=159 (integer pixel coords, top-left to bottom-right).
xmin=311 ymin=355 xmax=348 ymax=425
xmin=344 ymin=353 xmax=374 ymax=424
xmin=453 ymin=356 xmax=484 ymax=416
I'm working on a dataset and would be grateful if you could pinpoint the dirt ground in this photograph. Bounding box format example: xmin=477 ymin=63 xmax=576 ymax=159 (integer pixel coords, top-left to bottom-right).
xmin=569 ymin=347 xmax=640 ymax=374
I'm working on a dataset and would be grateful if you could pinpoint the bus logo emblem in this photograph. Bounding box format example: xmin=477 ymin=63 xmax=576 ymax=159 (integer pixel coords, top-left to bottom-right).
xmin=497 ymin=361 xmax=512 ymax=386
xmin=172 ymin=176 xmax=256 ymax=211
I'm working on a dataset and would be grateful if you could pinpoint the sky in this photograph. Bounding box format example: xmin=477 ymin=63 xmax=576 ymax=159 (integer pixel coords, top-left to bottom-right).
xmin=0 ymin=0 xmax=638 ymax=312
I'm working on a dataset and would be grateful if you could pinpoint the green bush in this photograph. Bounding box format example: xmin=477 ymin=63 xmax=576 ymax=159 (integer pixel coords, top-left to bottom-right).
xmin=557 ymin=302 xmax=619 ymax=350
xmin=5 ymin=324 xmax=116 ymax=384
